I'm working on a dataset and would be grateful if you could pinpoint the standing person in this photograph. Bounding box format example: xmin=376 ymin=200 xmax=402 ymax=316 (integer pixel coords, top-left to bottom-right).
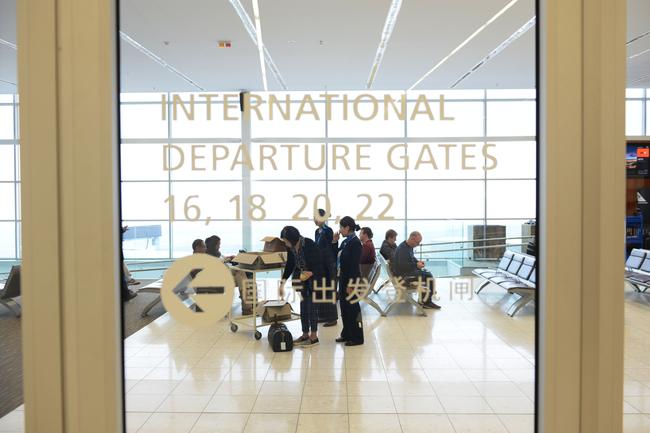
xmin=205 ymin=235 xmax=252 ymax=315
xmin=391 ymin=231 xmax=441 ymax=310
xmin=278 ymin=226 xmax=324 ymax=347
xmin=380 ymin=229 xmax=398 ymax=261
xmin=334 ymin=216 xmax=364 ymax=346
xmin=120 ymin=225 xmax=137 ymax=301
xmin=359 ymin=227 xmax=376 ymax=280
xmin=314 ymin=208 xmax=338 ymax=327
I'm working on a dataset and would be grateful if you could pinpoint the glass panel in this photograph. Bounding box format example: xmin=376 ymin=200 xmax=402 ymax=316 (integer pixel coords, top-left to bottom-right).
xmin=407 ymin=180 xmax=485 ymax=219
xmin=249 ymin=180 xmax=326 ymax=220
xmin=0 ymin=105 xmax=14 ymax=139
xmin=486 ymin=89 xmax=537 ymax=99
xmin=486 ymin=180 xmax=537 ymax=219
xmin=120 ymin=182 xmax=169 ymax=220
xmin=250 ymin=142 xmax=326 ymax=180
xmin=121 ymin=221 xmax=170 ymax=259
xmin=119 ymin=104 xmax=168 ymax=139
xmin=170 ymin=181 xmax=243 ymax=222
xmin=251 ymin=102 xmax=325 ymax=138
xmin=0 ymin=221 xmax=16 ymax=258
xmin=0 ymin=183 xmax=15 ymax=220
xmin=626 ymin=88 xmax=644 ymax=98
xmin=328 ymin=142 xmax=405 ymax=180
xmin=170 ymin=102 xmax=241 ymax=138
xmin=487 ymin=141 xmax=537 ymax=179
xmin=172 ymin=220 xmax=243 ymax=258
xmin=626 ymin=100 xmax=643 ymax=136
xmin=487 ymin=100 xmax=537 ymax=137
xmin=0 ymin=146 xmax=14 ymax=181
xmin=120 ymin=143 xmax=168 ymax=181
xmin=328 ymin=101 xmax=404 ymax=138
xmin=408 ymin=100 xmax=484 ymax=137
xmin=406 ymin=142 xmax=485 ymax=180
xmin=327 ymin=180 xmax=406 ymax=220
xmin=168 ymin=142 xmax=244 ymax=181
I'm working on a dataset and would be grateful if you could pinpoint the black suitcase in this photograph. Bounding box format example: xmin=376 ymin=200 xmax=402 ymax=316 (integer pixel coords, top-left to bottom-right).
xmin=267 ymin=321 xmax=293 ymax=352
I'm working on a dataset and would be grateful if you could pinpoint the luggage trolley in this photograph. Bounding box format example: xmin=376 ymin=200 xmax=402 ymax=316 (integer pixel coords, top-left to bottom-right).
xmin=228 ymin=263 xmax=301 ymax=340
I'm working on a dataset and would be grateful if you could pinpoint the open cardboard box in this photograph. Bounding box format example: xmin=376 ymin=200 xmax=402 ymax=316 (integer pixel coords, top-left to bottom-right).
xmin=233 ymin=251 xmax=287 ymax=270
xmin=256 ymin=300 xmax=294 ymax=322
xmin=261 ymin=236 xmax=286 ymax=252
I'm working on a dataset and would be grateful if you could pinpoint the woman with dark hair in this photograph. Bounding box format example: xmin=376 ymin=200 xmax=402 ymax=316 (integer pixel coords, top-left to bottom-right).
xmin=279 ymin=226 xmax=325 ymax=347
xmin=333 ymin=216 xmax=364 ymax=346
xmin=314 ymin=208 xmax=338 ymax=327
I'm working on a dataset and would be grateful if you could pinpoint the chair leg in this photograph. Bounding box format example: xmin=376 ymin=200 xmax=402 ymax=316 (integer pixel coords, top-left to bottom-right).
xmin=0 ymin=299 xmax=21 ymax=318
xmin=475 ymin=280 xmax=490 ymax=294
xmin=374 ymin=280 xmax=389 ymax=294
xmin=361 ymin=296 xmax=387 ymax=317
xmin=507 ymin=295 xmax=534 ymax=317
xmin=140 ymin=296 xmax=162 ymax=318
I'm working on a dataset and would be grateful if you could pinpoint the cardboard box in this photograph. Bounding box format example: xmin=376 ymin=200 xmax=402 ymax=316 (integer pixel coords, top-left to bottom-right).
xmin=256 ymin=300 xmax=293 ymax=322
xmin=233 ymin=251 xmax=287 ymax=270
xmin=261 ymin=236 xmax=287 ymax=252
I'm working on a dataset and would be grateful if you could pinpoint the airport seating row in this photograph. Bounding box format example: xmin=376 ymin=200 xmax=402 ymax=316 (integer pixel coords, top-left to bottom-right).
xmin=472 ymin=250 xmax=536 ymax=317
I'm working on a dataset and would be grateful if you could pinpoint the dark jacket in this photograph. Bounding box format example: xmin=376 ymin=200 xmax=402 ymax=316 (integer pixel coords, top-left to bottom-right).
xmin=380 ymin=239 xmax=396 ymax=261
xmin=282 ymin=237 xmax=325 ymax=290
xmin=338 ymin=235 xmax=362 ymax=292
xmin=391 ymin=241 xmax=419 ymax=277
xmin=315 ymin=225 xmax=337 ymax=265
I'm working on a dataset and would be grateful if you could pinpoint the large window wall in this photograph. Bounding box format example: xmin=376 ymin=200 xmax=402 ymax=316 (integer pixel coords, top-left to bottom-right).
xmin=2 ymin=89 xmax=649 ymax=260
xmin=0 ymin=94 xmax=19 ymax=265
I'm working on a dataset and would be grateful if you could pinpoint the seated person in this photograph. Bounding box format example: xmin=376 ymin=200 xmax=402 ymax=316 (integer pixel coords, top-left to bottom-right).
xmin=359 ymin=227 xmax=376 ymax=280
xmin=192 ymin=238 xmax=207 ymax=254
xmin=380 ymin=229 xmax=398 ymax=261
xmin=391 ymin=231 xmax=441 ymax=310
xmin=190 ymin=239 xmax=207 ymax=278
xmin=205 ymin=235 xmax=252 ymax=315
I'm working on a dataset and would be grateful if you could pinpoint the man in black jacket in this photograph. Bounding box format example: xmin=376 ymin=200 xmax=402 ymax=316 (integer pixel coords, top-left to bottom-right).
xmin=391 ymin=231 xmax=441 ymax=310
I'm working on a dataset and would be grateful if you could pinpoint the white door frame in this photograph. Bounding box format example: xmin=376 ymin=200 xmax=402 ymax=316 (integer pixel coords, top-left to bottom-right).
xmin=16 ymin=0 xmax=626 ymax=432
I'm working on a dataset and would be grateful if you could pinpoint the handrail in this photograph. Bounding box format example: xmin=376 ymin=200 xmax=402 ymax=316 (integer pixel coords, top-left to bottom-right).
xmin=419 ymin=235 xmax=534 ymax=247
xmin=419 ymin=243 xmax=529 ymax=255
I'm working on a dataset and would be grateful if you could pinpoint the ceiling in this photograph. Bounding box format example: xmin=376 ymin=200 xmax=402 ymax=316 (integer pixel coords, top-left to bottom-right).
xmin=0 ymin=0 xmax=649 ymax=93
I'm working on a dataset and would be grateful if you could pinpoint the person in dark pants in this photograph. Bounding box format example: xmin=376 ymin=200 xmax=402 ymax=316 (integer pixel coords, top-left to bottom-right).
xmin=314 ymin=208 xmax=338 ymax=327
xmin=279 ymin=226 xmax=325 ymax=347
xmin=334 ymin=216 xmax=364 ymax=346
xmin=391 ymin=231 xmax=441 ymax=310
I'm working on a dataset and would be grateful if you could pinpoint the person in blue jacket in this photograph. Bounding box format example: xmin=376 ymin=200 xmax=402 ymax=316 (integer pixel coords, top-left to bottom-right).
xmin=314 ymin=208 xmax=338 ymax=326
xmin=334 ymin=216 xmax=364 ymax=346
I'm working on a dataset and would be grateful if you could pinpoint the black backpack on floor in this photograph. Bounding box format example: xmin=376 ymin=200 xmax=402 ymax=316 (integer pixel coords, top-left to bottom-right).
xmin=267 ymin=318 xmax=293 ymax=352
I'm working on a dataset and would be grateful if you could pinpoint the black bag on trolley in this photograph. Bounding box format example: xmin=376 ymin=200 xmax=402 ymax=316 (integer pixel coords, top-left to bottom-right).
xmin=267 ymin=316 xmax=293 ymax=352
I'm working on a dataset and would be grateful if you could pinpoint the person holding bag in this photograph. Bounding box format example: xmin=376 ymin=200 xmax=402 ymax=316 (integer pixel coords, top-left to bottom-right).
xmin=278 ymin=226 xmax=325 ymax=347
xmin=334 ymin=216 xmax=364 ymax=346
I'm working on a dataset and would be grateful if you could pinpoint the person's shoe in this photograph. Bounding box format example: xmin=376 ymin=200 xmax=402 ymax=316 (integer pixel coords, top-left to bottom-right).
xmin=345 ymin=341 xmax=363 ymax=347
xmin=421 ymin=302 xmax=435 ymax=309
xmin=301 ymin=338 xmax=319 ymax=347
xmin=123 ymin=290 xmax=137 ymax=302
xmin=424 ymin=301 xmax=442 ymax=310
xmin=294 ymin=335 xmax=310 ymax=345
xmin=323 ymin=321 xmax=338 ymax=327
xmin=127 ymin=279 xmax=140 ymax=285
xmin=335 ymin=337 xmax=347 ymax=343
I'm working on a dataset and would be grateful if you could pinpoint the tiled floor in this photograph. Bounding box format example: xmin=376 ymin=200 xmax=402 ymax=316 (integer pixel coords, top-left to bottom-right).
xmin=1 ymin=278 xmax=647 ymax=432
